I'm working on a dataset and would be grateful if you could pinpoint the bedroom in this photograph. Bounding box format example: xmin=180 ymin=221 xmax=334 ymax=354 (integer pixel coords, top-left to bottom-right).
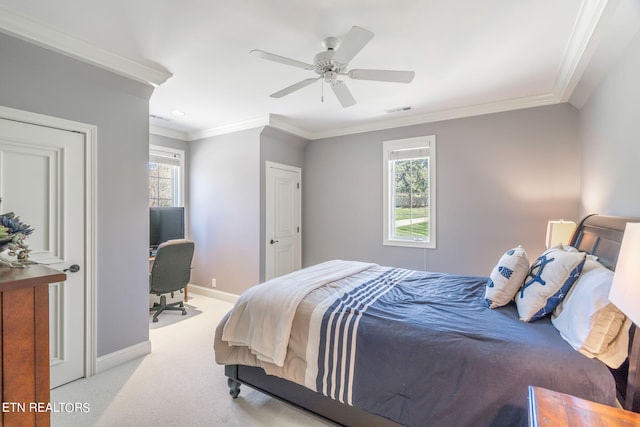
xmin=1 ymin=0 xmax=640 ymax=425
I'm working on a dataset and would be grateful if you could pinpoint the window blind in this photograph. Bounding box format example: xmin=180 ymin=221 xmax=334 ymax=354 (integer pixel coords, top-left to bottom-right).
xmin=150 ymin=150 xmax=181 ymax=167
xmin=388 ymin=146 xmax=429 ymax=161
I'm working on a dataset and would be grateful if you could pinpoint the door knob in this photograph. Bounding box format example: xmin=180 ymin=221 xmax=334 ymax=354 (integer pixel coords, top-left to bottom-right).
xmin=63 ymin=264 xmax=81 ymax=273
xmin=270 ymin=239 xmax=279 ymax=245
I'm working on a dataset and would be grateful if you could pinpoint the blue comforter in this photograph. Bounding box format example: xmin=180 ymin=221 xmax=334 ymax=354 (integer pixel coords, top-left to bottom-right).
xmin=309 ymin=267 xmax=616 ymax=426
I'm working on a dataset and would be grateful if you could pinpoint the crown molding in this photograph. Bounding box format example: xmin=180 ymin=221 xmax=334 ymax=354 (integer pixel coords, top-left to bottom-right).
xmin=570 ymin=0 xmax=640 ymax=108
xmin=0 ymin=6 xmax=172 ymax=87
xmin=185 ymin=115 xmax=270 ymax=141
xmin=153 ymin=92 xmax=562 ymax=142
xmin=267 ymin=115 xmax=313 ymax=140
xmin=554 ymin=0 xmax=613 ymax=102
xmin=308 ymin=93 xmax=560 ymax=140
xmin=149 ymin=125 xmax=188 ymax=140
xmin=183 ymin=114 xmax=312 ymax=141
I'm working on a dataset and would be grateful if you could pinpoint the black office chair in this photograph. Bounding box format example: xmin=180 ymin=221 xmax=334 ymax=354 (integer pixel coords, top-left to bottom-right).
xmin=149 ymin=239 xmax=195 ymax=323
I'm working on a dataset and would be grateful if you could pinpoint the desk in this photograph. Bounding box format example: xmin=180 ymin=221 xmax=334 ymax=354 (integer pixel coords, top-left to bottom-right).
xmin=0 ymin=264 xmax=66 ymax=427
xmin=528 ymin=385 xmax=640 ymax=426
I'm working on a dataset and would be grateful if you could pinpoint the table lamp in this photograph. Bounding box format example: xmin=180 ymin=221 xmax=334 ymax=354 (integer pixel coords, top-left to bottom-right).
xmin=609 ymin=222 xmax=640 ymax=412
xmin=545 ymin=220 xmax=576 ymax=248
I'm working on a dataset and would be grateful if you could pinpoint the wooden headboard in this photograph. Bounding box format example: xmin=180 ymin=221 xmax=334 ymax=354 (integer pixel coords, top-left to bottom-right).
xmin=570 ymin=214 xmax=640 ymax=412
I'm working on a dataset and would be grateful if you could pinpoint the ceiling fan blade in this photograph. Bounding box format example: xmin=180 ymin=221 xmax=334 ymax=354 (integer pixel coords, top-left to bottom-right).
xmin=331 ymin=80 xmax=356 ymax=108
xmin=250 ymin=49 xmax=315 ymax=70
xmin=332 ymin=26 xmax=374 ymax=65
xmin=348 ymin=69 xmax=415 ymax=83
xmin=270 ymin=77 xmax=321 ymax=98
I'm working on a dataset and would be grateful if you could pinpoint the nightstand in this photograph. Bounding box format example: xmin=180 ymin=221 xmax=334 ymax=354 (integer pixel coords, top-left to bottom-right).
xmin=528 ymin=385 xmax=640 ymax=426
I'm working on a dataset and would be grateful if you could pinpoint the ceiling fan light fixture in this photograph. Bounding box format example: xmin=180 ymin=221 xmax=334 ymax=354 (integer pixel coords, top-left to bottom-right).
xmin=252 ymin=26 xmax=414 ymax=108
xmin=323 ymin=71 xmax=338 ymax=82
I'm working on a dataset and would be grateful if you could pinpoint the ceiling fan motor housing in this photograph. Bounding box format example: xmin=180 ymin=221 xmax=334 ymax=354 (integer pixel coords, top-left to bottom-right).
xmin=313 ymin=37 xmax=347 ymax=78
xmin=322 ymin=36 xmax=339 ymax=51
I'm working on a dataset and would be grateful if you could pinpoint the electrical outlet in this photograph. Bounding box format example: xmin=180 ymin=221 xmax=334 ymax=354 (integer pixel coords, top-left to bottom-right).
xmin=211 ymin=278 xmax=217 ymax=288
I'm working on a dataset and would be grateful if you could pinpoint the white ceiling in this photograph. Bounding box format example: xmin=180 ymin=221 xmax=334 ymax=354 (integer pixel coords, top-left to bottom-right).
xmin=0 ymin=0 xmax=637 ymax=140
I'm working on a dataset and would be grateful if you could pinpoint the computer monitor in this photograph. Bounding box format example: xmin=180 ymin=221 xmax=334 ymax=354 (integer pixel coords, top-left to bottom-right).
xmin=150 ymin=207 xmax=185 ymax=249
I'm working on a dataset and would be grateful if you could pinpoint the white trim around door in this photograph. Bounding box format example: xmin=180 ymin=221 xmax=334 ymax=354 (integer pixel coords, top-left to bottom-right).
xmin=0 ymin=105 xmax=97 ymax=380
xmin=265 ymin=161 xmax=302 ymax=280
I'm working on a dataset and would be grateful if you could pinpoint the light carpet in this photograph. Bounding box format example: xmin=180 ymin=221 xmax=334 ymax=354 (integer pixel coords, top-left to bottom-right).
xmin=51 ymin=293 xmax=336 ymax=427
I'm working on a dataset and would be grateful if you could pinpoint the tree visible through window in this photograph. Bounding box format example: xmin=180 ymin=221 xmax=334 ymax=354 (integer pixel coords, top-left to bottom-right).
xmin=393 ymin=157 xmax=429 ymax=239
xmin=383 ymin=136 xmax=436 ymax=248
xmin=149 ymin=146 xmax=184 ymax=207
xmin=149 ymin=162 xmax=178 ymax=207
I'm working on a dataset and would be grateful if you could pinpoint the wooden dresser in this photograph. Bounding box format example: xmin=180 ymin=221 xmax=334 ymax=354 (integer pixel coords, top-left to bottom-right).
xmin=0 ymin=265 xmax=66 ymax=427
xmin=528 ymin=385 xmax=640 ymax=427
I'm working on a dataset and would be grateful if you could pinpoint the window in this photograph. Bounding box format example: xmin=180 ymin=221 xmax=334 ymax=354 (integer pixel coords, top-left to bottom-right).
xmin=149 ymin=145 xmax=184 ymax=207
xmin=383 ymin=136 xmax=436 ymax=248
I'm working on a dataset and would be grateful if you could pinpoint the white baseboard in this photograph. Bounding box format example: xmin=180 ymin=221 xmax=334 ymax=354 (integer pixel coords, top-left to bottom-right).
xmin=95 ymin=340 xmax=151 ymax=374
xmin=188 ymin=284 xmax=239 ymax=303
xmin=94 ymin=286 xmax=237 ymax=375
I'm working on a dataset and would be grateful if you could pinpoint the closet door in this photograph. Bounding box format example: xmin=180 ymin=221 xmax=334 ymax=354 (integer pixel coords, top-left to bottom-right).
xmin=265 ymin=161 xmax=301 ymax=280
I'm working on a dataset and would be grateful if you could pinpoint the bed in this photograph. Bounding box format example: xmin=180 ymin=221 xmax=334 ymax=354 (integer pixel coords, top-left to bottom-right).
xmin=214 ymin=214 xmax=640 ymax=426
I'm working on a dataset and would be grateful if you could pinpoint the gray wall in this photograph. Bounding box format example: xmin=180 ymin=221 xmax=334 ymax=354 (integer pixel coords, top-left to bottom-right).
xmin=150 ymin=133 xmax=189 ymax=154
xmin=303 ymin=104 xmax=581 ymax=276
xmin=579 ymin=28 xmax=640 ymax=217
xmin=0 ymin=33 xmax=153 ymax=357
xmin=188 ymin=128 xmax=261 ymax=294
xmin=187 ymin=126 xmax=307 ymax=294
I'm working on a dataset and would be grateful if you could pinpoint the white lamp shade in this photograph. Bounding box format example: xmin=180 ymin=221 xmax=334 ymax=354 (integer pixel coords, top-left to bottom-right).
xmin=545 ymin=220 xmax=576 ymax=248
xmin=609 ymin=222 xmax=640 ymax=326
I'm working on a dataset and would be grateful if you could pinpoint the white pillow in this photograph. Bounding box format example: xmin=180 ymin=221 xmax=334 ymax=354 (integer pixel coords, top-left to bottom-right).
xmin=485 ymin=246 xmax=529 ymax=308
xmin=552 ymin=259 xmax=630 ymax=368
xmin=515 ymin=245 xmax=586 ymax=322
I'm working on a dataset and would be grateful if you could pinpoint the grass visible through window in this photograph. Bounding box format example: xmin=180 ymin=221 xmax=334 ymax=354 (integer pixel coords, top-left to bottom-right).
xmin=394 ymin=207 xmax=428 ymax=238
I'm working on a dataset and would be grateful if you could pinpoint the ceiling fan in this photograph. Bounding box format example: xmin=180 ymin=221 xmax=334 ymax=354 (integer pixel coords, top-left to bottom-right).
xmin=251 ymin=26 xmax=415 ymax=108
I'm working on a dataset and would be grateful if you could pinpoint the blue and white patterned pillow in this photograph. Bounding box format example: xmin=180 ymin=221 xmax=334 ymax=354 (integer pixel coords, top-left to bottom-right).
xmin=485 ymin=246 xmax=529 ymax=308
xmin=515 ymin=245 xmax=586 ymax=322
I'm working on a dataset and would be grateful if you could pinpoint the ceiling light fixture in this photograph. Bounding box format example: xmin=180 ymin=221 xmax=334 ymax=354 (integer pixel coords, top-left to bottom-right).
xmin=171 ymin=110 xmax=186 ymax=116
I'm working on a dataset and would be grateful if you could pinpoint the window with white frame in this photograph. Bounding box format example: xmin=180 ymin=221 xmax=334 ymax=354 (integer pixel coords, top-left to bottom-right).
xmin=383 ymin=136 xmax=436 ymax=248
xmin=149 ymin=145 xmax=184 ymax=207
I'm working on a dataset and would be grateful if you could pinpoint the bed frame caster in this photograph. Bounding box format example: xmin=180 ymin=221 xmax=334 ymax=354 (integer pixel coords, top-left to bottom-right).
xmin=228 ymin=378 xmax=241 ymax=399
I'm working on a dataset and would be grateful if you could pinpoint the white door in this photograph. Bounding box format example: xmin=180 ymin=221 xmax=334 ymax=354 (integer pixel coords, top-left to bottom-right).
xmin=0 ymin=117 xmax=86 ymax=388
xmin=265 ymin=162 xmax=301 ymax=280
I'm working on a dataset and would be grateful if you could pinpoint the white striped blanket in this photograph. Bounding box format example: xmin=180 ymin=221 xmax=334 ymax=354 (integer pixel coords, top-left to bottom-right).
xmin=221 ymin=260 xmax=376 ymax=367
